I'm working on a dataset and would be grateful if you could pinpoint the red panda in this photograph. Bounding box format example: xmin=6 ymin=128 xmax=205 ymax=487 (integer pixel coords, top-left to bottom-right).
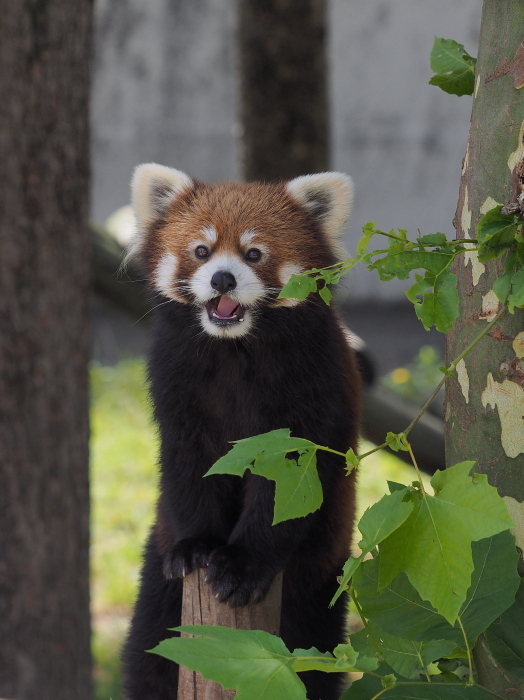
xmin=122 ymin=165 xmax=361 ymax=700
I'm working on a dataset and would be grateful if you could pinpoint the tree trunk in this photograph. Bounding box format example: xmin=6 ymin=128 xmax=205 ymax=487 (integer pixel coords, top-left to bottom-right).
xmin=238 ymin=0 xmax=328 ymax=181
xmin=0 ymin=2 xmax=93 ymax=699
xmin=446 ymin=0 xmax=524 ymax=694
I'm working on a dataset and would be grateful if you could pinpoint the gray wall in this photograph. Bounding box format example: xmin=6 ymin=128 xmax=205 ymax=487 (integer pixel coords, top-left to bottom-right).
xmin=91 ymin=0 xmax=482 ymax=301
xmin=330 ymin=1 xmax=481 ymax=299
xmin=91 ymin=0 xmax=238 ymax=221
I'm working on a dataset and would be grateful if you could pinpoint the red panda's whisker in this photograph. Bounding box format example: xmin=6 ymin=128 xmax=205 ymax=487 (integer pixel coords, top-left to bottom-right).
xmin=132 ymin=297 xmax=176 ymax=325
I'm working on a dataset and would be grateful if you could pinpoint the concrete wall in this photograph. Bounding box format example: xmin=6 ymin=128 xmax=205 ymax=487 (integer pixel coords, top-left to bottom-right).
xmin=330 ymin=0 xmax=481 ymax=299
xmin=91 ymin=0 xmax=238 ymax=221
xmin=91 ymin=0 xmax=482 ymax=301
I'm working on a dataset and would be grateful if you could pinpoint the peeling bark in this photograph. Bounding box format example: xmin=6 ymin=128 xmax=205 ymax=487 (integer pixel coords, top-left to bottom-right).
xmin=446 ymin=1 xmax=524 ymax=695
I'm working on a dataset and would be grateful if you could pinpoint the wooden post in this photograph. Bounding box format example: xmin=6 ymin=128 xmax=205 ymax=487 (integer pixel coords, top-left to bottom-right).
xmin=178 ymin=570 xmax=283 ymax=699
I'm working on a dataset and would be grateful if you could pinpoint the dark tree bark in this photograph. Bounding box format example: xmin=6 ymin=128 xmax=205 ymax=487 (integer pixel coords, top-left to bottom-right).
xmin=238 ymin=0 xmax=328 ymax=180
xmin=446 ymin=0 xmax=524 ymax=694
xmin=0 ymin=2 xmax=93 ymax=699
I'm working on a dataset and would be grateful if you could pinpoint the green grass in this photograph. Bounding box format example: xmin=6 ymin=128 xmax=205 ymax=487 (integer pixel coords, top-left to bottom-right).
xmin=90 ymin=358 xmax=422 ymax=699
xmin=90 ymin=359 xmax=159 ymax=614
xmin=90 ymin=359 xmax=158 ymax=700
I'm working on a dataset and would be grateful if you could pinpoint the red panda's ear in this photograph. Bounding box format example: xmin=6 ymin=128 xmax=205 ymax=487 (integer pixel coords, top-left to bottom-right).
xmin=286 ymin=173 xmax=353 ymax=241
xmin=127 ymin=163 xmax=194 ymax=259
xmin=131 ymin=163 xmax=193 ymax=227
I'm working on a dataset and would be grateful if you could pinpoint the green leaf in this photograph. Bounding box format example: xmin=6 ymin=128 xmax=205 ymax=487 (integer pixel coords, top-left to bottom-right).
xmin=429 ymin=37 xmax=476 ymax=97
xmin=388 ymin=481 xmax=408 ymax=493
xmin=459 ymin=530 xmax=520 ymax=643
xmin=356 ymin=222 xmax=377 ymax=254
xmin=151 ymin=625 xmax=307 ymax=700
xmin=371 ymin=250 xmax=453 ymax=281
xmin=507 ymin=268 xmax=524 ymax=313
xmin=333 ymin=643 xmax=379 ymax=673
xmin=492 ymin=251 xmax=516 ymax=304
xmin=369 ymin=622 xmax=455 ymax=679
xmin=378 ymin=462 xmax=514 ymax=624
xmin=339 ymin=669 xmax=383 ymax=699
xmin=386 ymin=432 xmax=410 ymax=452
xmin=353 ymin=531 xmax=520 ymax=646
xmin=278 ymin=273 xmax=317 ymax=300
xmin=412 ymin=269 xmax=459 ymax=333
xmin=354 ymin=558 xmax=461 ymax=644
xmin=369 ymin=248 xmax=459 ymax=331
xmin=330 ymin=489 xmax=413 ymax=605
xmin=345 ymin=448 xmax=360 ymax=471
xmin=290 ymin=646 xmax=346 ymax=674
xmin=263 ymin=448 xmax=322 ymax=525
xmin=476 ymin=206 xmax=520 ymax=263
xmin=484 ymin=579 xmax=524 ymax=680
xmin=318 ymin=285 xmax=333 ymax=306
xmin=154 ymin=626 xmax=378 ymax=700
xmin=418 ymin=232 xmax=449 ymax=247
xmin=206 ymin=429 xmax=313 ymax=477
xmin=206 ymin=429 xmax=323 ymax=523
xmin=291 ymin=642 xmax=378 ymax=674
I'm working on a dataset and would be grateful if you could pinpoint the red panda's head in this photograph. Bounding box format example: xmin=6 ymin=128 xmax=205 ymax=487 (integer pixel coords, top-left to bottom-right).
xmin=129 ymin=164 xmax=353 ymax=339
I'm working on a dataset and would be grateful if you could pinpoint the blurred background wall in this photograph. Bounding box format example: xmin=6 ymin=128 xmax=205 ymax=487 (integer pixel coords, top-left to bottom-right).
xmin=90 ymin=0 xmax=482 ymax=369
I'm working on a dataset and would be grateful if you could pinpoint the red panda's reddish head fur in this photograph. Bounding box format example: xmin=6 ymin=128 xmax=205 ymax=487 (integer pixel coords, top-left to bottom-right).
xmin=129 ymin=164 xmax=353 ymax=338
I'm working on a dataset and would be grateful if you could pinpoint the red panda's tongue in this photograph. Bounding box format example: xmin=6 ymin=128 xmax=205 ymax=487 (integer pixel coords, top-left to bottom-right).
xmin=216 ymin=295 xmax=240 ymax=318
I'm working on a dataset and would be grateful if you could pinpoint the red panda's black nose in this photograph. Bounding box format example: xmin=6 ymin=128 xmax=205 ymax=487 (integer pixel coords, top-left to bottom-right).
xmin=211 ymin=271 xmax=237 ymax=294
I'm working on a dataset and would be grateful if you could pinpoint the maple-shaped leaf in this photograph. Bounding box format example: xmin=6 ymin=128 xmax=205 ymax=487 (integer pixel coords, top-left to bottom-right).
xmin=206 ymin=429 xmax=323 ymax=524
xmin=378 ymin=462 xmax=514 ymax=624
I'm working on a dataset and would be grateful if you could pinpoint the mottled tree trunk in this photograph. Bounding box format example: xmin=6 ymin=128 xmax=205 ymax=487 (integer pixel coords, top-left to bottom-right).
xmin=446 ymin=0 xmax=524 ymax=694
xmin=238 ymin=0 xmax=328 ymax=180
xmin=0 ymin=2 xmax=93 ymax=699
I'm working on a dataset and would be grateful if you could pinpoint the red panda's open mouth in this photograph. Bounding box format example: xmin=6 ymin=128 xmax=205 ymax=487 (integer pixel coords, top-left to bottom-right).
xmin=205 ymin=296 xmax=245 ymax=324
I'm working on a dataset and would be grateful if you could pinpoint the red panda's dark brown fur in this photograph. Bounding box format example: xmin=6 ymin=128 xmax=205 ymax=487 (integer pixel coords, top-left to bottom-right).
xmin=122 ymin=168 xmax=360 ymax=700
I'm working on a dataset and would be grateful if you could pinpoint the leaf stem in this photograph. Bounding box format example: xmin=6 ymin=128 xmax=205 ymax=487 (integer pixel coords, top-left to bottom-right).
xmin=357 ymin=307 xmax=506 ymax=465
xmin=407 ymin=444 xmax=427 ymax=497
xmin=375 ymin=230 xmax=408 ymax=242
xmin=447 ymin=305 xmax=507 ymax=373
xmin=315 ymin=445 xmax=347 ymax=458
xmin=358 ymin=437 xmax=396 ymax=461
xmin=456 ymin=614 xmax=474 ymax=685
xmin=349 ymin=586 xmax=384 ymax=661
xmin=403 ymin=305 xmax=507 ymax=439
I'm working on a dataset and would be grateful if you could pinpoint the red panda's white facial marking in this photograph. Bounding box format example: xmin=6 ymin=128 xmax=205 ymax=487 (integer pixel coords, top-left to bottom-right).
xmin=154 ymin=253 xmax=182 ymax=301
xmin=200 ymin=225 xmax=218 ymax=245
xmin=189 ymin=252 xmax=266 ymax=338
xmin=130 ymin=164 xmax=354 ymax=340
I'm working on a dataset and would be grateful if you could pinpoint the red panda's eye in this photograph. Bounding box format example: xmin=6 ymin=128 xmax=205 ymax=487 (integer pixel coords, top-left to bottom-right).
xmin=195 ymin=245 xmax=209 ymax=259
xmin=246 ymin=248 xmax=262 ymax=262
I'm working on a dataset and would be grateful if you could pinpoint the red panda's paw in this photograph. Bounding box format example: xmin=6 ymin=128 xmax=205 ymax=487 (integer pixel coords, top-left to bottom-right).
xmin=205 ymin=544 xmax=278 ymax=607
xmin=162 ymin=537 xmax=221 ymax=580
